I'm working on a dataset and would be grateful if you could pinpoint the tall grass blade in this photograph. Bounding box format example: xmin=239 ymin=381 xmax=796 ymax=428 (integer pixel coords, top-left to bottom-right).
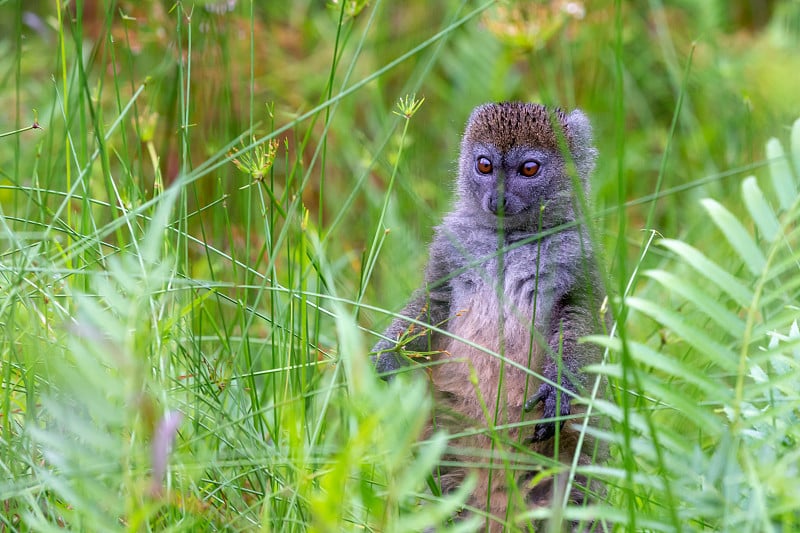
xmin=792 ymin=118 xmax=800 ymax=176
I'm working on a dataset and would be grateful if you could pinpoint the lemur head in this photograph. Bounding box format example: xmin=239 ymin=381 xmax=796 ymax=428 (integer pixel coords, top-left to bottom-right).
xmin=456 ymin=102 xmax=597 ymax=230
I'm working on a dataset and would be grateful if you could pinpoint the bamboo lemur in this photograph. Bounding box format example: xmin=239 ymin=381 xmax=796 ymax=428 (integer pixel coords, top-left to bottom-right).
xmin=372 ymin=102 xmax=606 ymax=531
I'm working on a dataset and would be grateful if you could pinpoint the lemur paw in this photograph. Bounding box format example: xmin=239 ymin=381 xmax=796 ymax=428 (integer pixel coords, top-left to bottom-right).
xmin=524 ymin=383 xmax=571 ymax=442
xmin=371 ymin=341 xmax=408 ymax=380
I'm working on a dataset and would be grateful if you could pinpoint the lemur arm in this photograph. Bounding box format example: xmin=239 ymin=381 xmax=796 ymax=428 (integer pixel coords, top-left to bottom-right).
xmin=371 ymin=235 xmax=455 ymax=377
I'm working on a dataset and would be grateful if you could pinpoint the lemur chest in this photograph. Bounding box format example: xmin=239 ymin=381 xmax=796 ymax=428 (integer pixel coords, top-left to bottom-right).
xmin=445 ymin=243 xmax=556 ymax=363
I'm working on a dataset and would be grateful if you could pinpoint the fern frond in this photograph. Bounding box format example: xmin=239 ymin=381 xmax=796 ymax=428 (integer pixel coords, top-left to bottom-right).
xmin=592 ymin=116 xmax=800 ymax=530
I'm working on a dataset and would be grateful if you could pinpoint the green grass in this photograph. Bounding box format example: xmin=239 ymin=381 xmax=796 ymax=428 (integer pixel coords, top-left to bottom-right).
xmin=2 ymin=0 xmax=800 ymax=531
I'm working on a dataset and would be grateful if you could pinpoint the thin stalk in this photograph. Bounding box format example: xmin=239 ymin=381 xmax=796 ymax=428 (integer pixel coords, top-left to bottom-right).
xmin=356 ymin=116 xmax=409 ymax=308
xmin=55 ymin=0 xmax=72 ymax=270
xmin=611 ymin=1 xmax=638 ymax=530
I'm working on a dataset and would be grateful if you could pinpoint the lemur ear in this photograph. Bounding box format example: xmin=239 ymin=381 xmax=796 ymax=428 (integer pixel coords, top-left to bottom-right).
xmin=566 ymin=109 xmax=593 ymax=148
xmin=565 ymin=109 xmax=598 ymax=176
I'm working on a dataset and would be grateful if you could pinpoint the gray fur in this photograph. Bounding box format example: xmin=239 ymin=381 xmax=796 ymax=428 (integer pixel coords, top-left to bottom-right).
xmin=372 ymin=102 xmax=605 ymax=530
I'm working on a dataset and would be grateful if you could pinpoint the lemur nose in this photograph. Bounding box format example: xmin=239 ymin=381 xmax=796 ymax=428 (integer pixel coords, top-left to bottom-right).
xmin=488 ymin=194 xmax=508 ymax=214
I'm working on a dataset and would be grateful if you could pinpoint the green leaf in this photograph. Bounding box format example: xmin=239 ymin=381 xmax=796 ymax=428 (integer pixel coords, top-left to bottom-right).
xmin=393 ymin=470 xmax=478 ymax=533
xmin=767 ymin=137 xmax=797 ymax=211
xmin=559 ymin=503 xmax=669 ymax=531
xmin=142 ymin=184 xmax=178 ymax=265
xmin=701 ymin=198 xmax=766 ymax=276
xmin=588 ymin=335 xmax=732 ymax=402
xmin=658 ymin=239 xmax=753 ymax=308
xmin=394 ymin=430 xmax=447 ymax=499
xmin=626 ymin=297 xmax=738 ymax=372
xmin=578 ymin=463 xmax=668 ymax=490
xmin=642 ymin=375 xmax=723 ymax=434
xmin=742 ymin=177 xmax=780 ymax=242
xmin=643 ymin=269 xmax=745 ymax=338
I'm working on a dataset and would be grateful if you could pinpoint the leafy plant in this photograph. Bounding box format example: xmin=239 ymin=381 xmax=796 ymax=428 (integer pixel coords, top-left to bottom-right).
xmin=590 ymin=117 xmax=800 ymax=531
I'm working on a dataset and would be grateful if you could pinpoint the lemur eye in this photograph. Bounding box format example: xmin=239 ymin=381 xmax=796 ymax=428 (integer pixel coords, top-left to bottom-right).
xmin=519 ymin=160 xmax=540 ymax=177
xmin=476 ymin=156 xmax=493 ymax=174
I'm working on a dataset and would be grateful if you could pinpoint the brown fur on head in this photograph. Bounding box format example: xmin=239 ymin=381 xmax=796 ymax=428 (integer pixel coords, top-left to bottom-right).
xmin=462 ymin=102 xmax=571 ymax=153
xmin=461 ymin=102 xmax=597 ymax=179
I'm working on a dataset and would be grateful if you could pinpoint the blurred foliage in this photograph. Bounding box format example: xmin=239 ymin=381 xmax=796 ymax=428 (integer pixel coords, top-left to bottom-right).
xmin=0 ymin=0 xmax=800 ymax=260
xmin=3 ymin=0 xmax=799 ymax=304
